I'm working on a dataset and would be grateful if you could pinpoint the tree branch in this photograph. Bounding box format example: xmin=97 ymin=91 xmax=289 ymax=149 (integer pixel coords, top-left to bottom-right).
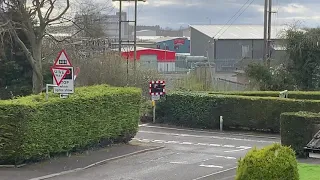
xmin=46 ymin=0 xmax=69 ymax=25
xmin=44 ymin=29 xmax=82 ymax=43
xmin=7 ymin=20 xmax=41 ymax=78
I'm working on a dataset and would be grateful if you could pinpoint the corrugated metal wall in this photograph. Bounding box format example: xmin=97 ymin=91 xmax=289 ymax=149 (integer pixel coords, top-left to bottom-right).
xmin=158 ymin=62 xmax=175 ymax=72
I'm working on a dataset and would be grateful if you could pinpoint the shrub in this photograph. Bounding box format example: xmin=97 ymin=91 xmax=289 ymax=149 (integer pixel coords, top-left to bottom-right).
xmin=280 ymin=112 xmax=320 ymax=157
xmin=208 ymin=91 xmax=320 ymax=100
xmin=156 ymin=92 xmax=320 ymax=132
xmin=235 ymin=143 xmax=299 ymax=180
xmin=0 ymin=85 xmax=141 ymax=165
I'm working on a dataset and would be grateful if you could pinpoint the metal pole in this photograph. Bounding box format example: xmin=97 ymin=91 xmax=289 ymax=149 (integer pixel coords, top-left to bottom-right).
xmin=152 ymin=100 xmax=156 ymax=123
xmin=208 ymin=39 xmax=215 ymax=90
xmin=267 ymin=0 xmax=272 ymax=68
xmin=220 ymin=116 xmax=223 ymax=131
xmin=263 ymin=0 xmax=268 ymax=65
xmin=133 ymin=0 xmax=137 ymax=84
xmin=46 ymin=84 xmax=49 ymax=101
xmin=118 ymin=0 xmax=122 ymax=52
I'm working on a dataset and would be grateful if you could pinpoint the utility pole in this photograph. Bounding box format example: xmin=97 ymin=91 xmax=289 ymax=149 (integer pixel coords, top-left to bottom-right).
xmin=267 ymin=0 xmax=272 ymax=68
xmin=263 ymin=0 xmax=268 ymax=66
xmin=118 ymin=0 xmax=122 ymax=53
xmin=114 ymin=0 xmax=146 ymax=84
xmin=133 ymin=0 xmax=137 ymax=84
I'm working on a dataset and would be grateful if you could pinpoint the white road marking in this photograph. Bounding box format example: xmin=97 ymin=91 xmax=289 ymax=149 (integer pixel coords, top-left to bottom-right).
xmin=132 ymin=138 xmax=251 ymax=150
xmin=138 ymin=130 xmax=277 ymax=143
xmin=209 ymin=144 xmax=221 ymax=147
xmin=169 ymin=161 xmax=189 ymax=164
xmin=192 ymin=167 xmax=238 ymax=180
xmin=237 ymin=146 xmax=251 ymax=149
xmin=152 ymin=140 xmax=165 ymax=143
xmin=224 ymin=147 xmax=252 ymax=153
xmin=199 ymin=164 xmax=223 ymax=168
xmin=140 ymin=124 xmax=279 ymax=139
xmin=223 ymin=145 xmax=235 ymax=148
xmin=196 ymin=143 xmax=209 ymax=146
xmin=180 ymin=142 xmax=193 ymax=145
xmin=215 ymin=155 xmax=237 ymax=160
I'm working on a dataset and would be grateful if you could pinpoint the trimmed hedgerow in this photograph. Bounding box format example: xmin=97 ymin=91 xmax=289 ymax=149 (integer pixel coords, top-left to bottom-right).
xmin=280 ymin=112 xmax=320 ymax=158
xmin=208 ymin=91 xmax=320 ymax=100
xmin=235 ymin=143 xmax=299 ymax=180
xmin=0 ymin=85 xmax=141 ymax=165
xmin=156 ymin=92 xmax=320 ymax=132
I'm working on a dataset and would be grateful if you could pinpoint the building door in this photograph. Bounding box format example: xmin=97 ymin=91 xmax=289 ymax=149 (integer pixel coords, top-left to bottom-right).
xmin=140 ymin=55 xmax=158 ymax=71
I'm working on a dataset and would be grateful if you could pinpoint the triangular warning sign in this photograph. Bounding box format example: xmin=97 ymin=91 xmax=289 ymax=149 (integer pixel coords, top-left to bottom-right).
xmin=53 ymin=49 xmax=72 ymax=67
xmin=50 ymin=67 xmax=70 ymax=86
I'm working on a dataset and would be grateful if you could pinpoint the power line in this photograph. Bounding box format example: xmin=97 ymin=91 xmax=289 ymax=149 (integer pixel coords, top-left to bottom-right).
xmin=216 ymin=0 xmax=256 ymax=39
xmin=212 ymin=0 xmax=252 ymax=38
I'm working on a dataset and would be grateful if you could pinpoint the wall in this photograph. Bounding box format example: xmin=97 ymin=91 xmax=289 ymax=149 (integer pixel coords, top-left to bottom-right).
xmin=215 ymin=39 xmax=265 ymax=59
xmin=100 ymin=12 xmax=129 ymax=39
xmin=190 ymin=27 xmax=214 ymax=60
xmin=156 ymin=38 xmax=190 ymax=53
xmin=158 ymin=62 xmax=175 ymax=72
xmin=136 ymin=30 xmax=157 ymax=36
xmin=121 ymin=49 xmax=176 ymax=61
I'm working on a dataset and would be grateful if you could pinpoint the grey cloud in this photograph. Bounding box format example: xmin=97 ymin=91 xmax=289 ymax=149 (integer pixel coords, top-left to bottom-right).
xmin=119 ymin=0 xmax=320 ymax=28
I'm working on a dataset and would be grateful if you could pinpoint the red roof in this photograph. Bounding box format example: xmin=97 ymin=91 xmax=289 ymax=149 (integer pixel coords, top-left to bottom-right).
xmin=121 ymin=48 xmax=176 ymax=62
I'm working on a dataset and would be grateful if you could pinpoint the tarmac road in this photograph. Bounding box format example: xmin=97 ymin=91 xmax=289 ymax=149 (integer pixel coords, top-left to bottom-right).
xmin=47 ymin=124 xmax=280 ymax=180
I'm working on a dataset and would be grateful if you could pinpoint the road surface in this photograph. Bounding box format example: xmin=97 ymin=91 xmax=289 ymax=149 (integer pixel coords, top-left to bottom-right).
xmin=47 ymin=124 xmax=279 ymax=180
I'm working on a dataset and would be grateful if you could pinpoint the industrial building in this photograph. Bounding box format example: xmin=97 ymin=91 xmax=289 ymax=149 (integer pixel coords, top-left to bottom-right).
xmin=121 ymin=47 xmax=176 ymax=72
xmin=152 ymin=37 xmax=190 ymax=53
xmin=189 ymin=24 xmax=288 ymax=71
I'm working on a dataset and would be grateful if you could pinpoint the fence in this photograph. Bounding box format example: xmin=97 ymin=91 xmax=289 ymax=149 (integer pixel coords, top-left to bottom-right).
xmin=162 ymin=73 xmax=249 ymax=92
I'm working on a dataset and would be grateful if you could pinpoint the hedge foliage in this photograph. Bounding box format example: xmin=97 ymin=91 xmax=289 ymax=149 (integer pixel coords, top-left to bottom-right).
xmin=235 ymin=143 xmax=299 ymax=180
xmin=208 ymin=91 xmax=320 ymax=100
xmin=156 ymin=92 xmax=320 ymax=132
xmin=0 ymin=85 xmax=141 ymax=165
xmin=280 ymin=112 xmax=320 ymax=157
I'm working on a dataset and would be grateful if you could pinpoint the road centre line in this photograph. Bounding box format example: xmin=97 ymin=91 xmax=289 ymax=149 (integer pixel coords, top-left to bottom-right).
xmin=138 ymin=130 xmax=277 ymax=143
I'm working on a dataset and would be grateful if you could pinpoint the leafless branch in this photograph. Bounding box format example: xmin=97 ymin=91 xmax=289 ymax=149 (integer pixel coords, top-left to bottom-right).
xmin=46 ymin=0 xmax=69 ymax=25
xmin=44 ymin=28 xmax=82 ymax=43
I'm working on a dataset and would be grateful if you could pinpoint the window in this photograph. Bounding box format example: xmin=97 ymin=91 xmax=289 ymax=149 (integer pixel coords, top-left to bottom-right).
xmin=242 ymin=45 xmax=250 ymax=58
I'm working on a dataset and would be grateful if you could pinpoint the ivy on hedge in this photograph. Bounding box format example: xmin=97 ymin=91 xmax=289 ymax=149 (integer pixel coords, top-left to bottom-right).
xmin=208 ymin=91 xmax=320 ymax=100
xmin=0 ymin=85 xmax=141 ymax=165
xmin=280 ymin=111 xmax=320 ymax=157
xmin=156 ymin=92 xmax=320 ymax=132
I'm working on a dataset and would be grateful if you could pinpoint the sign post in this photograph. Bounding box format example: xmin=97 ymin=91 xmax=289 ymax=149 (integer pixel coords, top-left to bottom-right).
xmin=149 ymin=80 xmax=166 ymax=123
xmin=49 ymin=49 xmax=80 ymax=99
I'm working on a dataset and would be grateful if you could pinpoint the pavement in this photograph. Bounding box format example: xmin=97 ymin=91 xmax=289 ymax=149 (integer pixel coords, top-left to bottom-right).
xmin=2 ymin=123 xmax=318 ymax=180
xmin=0 ymin=143 xmax=161 ymax=180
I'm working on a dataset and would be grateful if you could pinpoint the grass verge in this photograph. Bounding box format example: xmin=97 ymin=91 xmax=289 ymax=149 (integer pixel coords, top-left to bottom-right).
xmin=299 ymin=163 xmax=320 ymax=180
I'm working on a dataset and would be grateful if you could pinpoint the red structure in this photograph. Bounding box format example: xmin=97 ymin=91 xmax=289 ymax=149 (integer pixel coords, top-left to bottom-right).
xmin=121 ymin=48 xmax=176 ymax=62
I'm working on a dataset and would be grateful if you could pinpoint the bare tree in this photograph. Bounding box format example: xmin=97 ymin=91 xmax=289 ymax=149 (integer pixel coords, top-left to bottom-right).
xmin=0 ymin=0 xmax=70 ymax=93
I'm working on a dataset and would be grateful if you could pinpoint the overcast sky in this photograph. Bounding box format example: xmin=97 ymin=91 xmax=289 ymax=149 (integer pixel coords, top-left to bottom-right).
xmin=110 ymin=0 xmax=320 ymax=29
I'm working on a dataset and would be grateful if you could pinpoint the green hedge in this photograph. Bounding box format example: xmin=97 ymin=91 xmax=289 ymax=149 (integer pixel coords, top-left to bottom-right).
xmin=280 ymin=112 xmax=320 ymax=157
xmin=208 ymin=91 xmax=320 ymax=100
xmin=236 ymin=143 xmax=299 ymax=180
xmin=156 ymin=92 xmax=320 ymax=132
xmin=0 ymin=85 xmax=141 ymax=165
